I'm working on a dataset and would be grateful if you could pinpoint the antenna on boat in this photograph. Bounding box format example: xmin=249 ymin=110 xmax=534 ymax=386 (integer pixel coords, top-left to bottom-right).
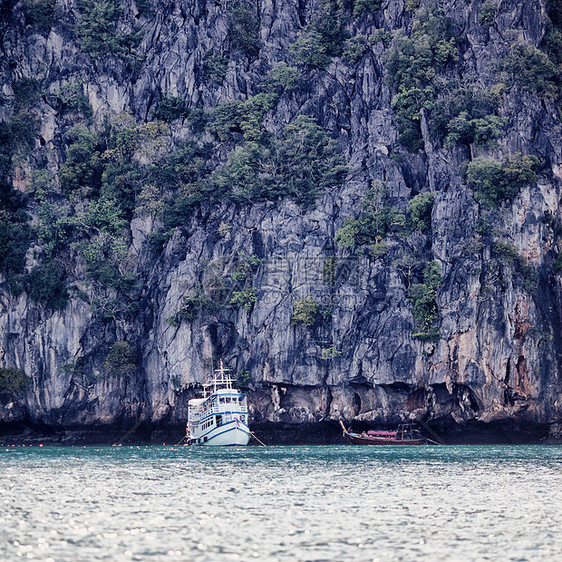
xmin=209 ymin=356 xmax=214 ymax=397
xmin=202 ymin=356 xmax=215 ymax=398
xmin=215 ymin=359 xmax=220 ymax=394
xmin=212 ymin=359 xmax=233 ymax=393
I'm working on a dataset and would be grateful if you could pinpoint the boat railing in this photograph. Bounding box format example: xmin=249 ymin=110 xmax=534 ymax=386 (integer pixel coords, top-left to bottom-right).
xmin=189 ymin=403 xmax=248 ymax=419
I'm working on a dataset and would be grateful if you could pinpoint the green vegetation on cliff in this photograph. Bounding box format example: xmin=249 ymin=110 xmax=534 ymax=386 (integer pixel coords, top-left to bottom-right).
xmin=76 ymin=0 xmax=143 ymax=60
xmin=385 ymin=4 xmax=458 ymax=151
xmin=1 ymin=0 xmax=561 ymax=428
xmin=464 ymin=154 xmax=541 ymax=208
xmin=228 ymin=1 xmax=261 ymax=59
xmin=335 ymin=182 xmax=406 ymax=250
xmin=22 ymin=0 xmax=56 ymax=32
xmin=209 ymin=115 xmax=347 ymax=206
xmin=410 ymin=260 xmax=442 ymax=341
xmin=104 ymin=341 xmax=138 ymax=377
xmin=0 ymin=368 xmax=29 ymax=403
xmin=292 ymin=297 xmax=321 ymax=327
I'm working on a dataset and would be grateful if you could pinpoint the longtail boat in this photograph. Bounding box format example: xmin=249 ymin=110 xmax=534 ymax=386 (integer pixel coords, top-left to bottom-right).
xmin=340 ymin=421 xmax=431 ymax=445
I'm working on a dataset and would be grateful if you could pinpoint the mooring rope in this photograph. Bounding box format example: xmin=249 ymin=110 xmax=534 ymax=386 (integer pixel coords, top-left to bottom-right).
xmin=249 ymin=430 xmax=267 ymax=447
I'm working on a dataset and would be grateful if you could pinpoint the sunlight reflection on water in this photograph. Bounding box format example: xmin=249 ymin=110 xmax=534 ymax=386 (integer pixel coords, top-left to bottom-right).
xmin=1 ymin=445 xmax=561 ymax=561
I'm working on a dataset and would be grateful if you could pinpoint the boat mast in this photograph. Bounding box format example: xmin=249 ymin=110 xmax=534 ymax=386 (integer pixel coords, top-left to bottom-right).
xmin=213 ymin=359 xmax=232 ymax=393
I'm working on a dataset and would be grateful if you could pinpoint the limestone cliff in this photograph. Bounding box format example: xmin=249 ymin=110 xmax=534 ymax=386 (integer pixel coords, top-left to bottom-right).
xmin=1 ymin=0 xmax=561 ymax=442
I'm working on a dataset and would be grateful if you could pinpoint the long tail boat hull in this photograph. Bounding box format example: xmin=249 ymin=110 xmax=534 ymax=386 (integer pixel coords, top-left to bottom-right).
xmin=340 ymin=420 xmax=427 ymax=445
xmin=345 ymin=432 xmax=425 ymax=445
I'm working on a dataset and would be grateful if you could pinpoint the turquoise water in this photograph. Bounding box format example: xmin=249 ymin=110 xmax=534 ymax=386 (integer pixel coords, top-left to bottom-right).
xmin=1 ymin=445 xmax=561 ymax=561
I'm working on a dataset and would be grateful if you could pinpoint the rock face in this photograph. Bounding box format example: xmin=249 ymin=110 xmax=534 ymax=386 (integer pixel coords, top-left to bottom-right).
xmin=1 ymin=0 xmax=561 ymax=441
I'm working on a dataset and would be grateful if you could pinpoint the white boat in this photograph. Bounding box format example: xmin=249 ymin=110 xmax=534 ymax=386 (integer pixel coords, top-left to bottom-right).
xmin=186 ymin=361 xmax=251 ymax=446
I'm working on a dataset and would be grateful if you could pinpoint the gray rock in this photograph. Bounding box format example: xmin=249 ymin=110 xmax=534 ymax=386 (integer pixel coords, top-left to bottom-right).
xmin=1 ymin=0 xmax=561 ymax=439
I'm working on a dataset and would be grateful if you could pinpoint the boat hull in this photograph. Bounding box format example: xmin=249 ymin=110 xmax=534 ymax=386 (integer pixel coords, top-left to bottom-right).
xmin=346 ymin=433 xmax=425 ymax=445
xmin=188 ymin=420 xmax=250 ymax=446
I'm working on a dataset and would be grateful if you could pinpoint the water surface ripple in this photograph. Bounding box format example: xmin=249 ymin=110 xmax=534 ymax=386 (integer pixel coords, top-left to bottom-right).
xmin=1 ymin=445 xmax=561 ymax=561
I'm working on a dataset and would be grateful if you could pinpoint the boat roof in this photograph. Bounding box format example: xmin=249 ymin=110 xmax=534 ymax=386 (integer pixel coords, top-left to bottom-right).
xmin=368 ymin=430 xmax=397 ymax=436
xmin=188 ymin=398 xmax=205 ymax=406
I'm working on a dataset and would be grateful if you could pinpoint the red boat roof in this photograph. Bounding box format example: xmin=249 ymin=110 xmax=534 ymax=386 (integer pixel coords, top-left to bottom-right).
xmin=367 ymin=430 xmax=397 ymax=436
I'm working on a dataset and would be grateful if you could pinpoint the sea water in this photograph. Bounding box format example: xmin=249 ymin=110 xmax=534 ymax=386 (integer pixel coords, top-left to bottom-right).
xmin=1 ymin=445 xmax=561 ymax=561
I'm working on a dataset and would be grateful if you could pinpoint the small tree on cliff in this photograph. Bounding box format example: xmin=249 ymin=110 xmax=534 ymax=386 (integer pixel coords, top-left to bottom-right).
xmin=104 ymin=341 xmax=138 ymax=377
xmin=410 ymin=260 xmax=442 ymax=341
xmin=292 ymin=297 xmax=321 ymax=327
xmin=0 ymin=368 xmax=30 ymax=404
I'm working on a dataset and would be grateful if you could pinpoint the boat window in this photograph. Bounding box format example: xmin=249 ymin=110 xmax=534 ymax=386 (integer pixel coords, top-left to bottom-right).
xmin=220 ymin=397 xmax=225 ymax=404
xmin=240 ymin=415 xmax=245 ymax=423
xmin=226 ymin=397 xmax=231 ymax=403
xmin=216 ymin=415 xmax=222 ymax=426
